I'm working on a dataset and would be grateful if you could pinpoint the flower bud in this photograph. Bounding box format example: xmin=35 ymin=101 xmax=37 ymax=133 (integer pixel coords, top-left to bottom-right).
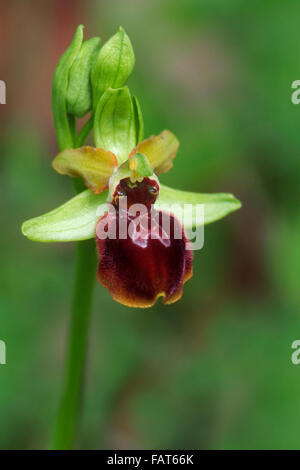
xmin=52 ymin=25 xmax=84 ymax=149
xmin=66 ymin=37 xmax=101 ymax=117
xmin=91 ymin=27 xmax=135 ymax=109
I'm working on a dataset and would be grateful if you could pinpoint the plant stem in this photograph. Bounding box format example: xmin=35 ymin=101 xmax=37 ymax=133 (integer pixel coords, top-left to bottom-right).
xmin=52 ymin=169 xmax=96 ymax=449
xmin=52 ymin=235 xmax=97 ymax=449
xmin=52 ymin=93 xmax=95 ymax=448
xmin=75 ymin=115 xmax=94 ymax=148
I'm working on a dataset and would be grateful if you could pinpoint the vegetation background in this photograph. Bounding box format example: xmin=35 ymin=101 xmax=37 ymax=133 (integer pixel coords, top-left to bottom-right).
xmin=1 ymin=0 xmax=300 ymax=449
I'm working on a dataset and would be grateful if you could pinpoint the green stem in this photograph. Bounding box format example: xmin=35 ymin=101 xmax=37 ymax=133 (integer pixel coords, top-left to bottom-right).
xmin=52 ymin=236 xmax=97 ymax=449
xmin=52 ymin=111 xmax=96 ymax=449
xmin=75 ymin=115 xmax=93 ymax=148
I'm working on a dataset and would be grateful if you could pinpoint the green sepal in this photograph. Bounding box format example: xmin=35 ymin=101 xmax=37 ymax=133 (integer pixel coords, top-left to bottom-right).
xmin=91 ymin=26 xmax=135 ymax=109
xmin=66 ymin=37 xmax=101 ymax=117
xmin=22 ymin=185 xmax=241 ymax=243
xmin=52 ymin=25 xmax=84 ymax=150
xmin=156 ymin=185 xmax=242 ymax=227
xmin=94 ymin=87 xmax=137 ymax=164
xmin=22 ymin=190 xmax=108 ymax=242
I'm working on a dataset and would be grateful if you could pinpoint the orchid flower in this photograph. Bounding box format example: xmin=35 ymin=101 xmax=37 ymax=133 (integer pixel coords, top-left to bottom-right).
xmin=22 ymin=25 xmax=241 ymax=309
xmin=21 ymin=24 xmax=241 ymax=450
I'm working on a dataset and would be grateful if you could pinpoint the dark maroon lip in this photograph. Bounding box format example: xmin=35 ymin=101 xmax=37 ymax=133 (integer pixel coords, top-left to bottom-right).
xmin=112 ymin=177 xmax=160 ymax=208
xmin=96 ymin=176 xmax=193 ymax=308
xmin=96 ymin=207 xmax=193 ymax=308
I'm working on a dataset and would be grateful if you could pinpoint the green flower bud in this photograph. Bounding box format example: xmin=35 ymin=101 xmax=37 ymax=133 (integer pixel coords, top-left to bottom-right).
xmin=91 ymin=27 xmax=135 ymax=109
xmin=52 ymin=25 xmax=84 ymax=150
xmin=66 ymin=37 xmax=101 ymax=117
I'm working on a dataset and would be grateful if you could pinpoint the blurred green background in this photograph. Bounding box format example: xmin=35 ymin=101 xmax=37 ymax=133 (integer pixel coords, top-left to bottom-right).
xmin=1 ymin=0 xmax=300 ymax=450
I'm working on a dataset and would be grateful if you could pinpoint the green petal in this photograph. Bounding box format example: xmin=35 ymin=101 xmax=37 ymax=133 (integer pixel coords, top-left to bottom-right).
xmin=130 ymin=130 xmax=179 ymax=175
xmin=52 ymin=146 xmax=117 ymax=193
xmin=155 ymin=185 xmax=241 ymax=227
xmin=22 ymin=190 xmax=108 ymax=242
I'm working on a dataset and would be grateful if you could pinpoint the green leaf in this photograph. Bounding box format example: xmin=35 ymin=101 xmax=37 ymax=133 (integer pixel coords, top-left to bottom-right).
xmin=52 ymin=25 xmax=84 ymax=150
xmin=155 ymin=185 xmax=241 ymax=227
xmin=91 ymin=26 xmax=135 ymax=108
xmin=22 ymin=190 xmax=108 ymax=242
xmin=94 ymin=87 xmax=136 ymax=164
xmin=66 ymin=37 xmax=101 ymax=117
